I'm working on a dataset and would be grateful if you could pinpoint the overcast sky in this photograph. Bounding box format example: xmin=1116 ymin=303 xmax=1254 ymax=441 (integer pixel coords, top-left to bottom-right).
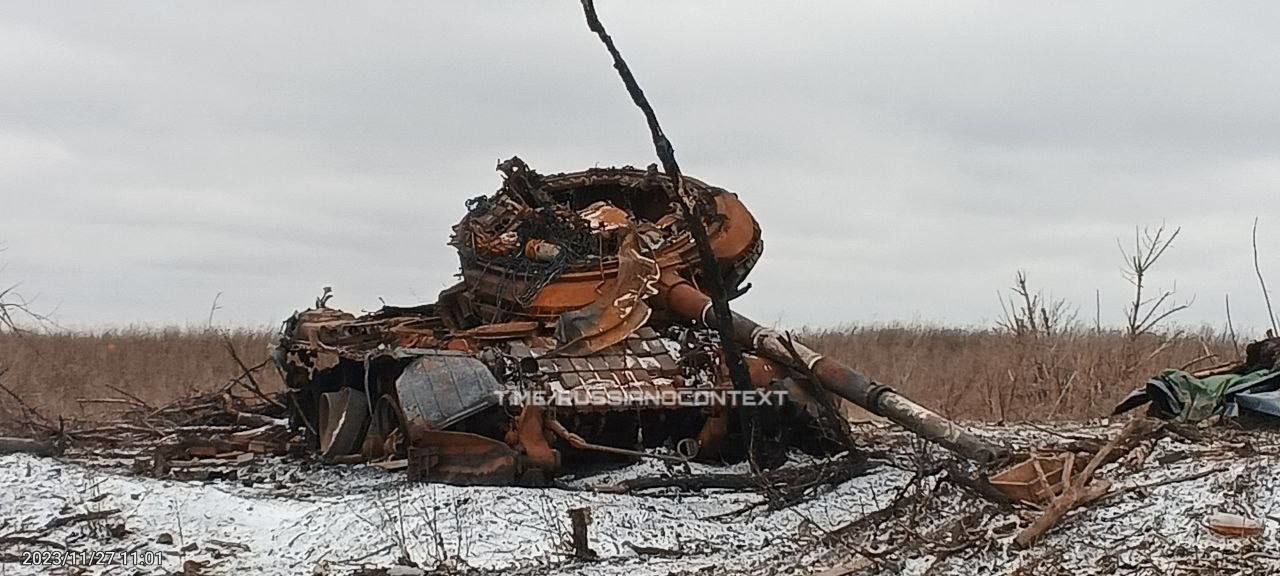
xmin=2 ymin=2 xmax=1278 ymax=332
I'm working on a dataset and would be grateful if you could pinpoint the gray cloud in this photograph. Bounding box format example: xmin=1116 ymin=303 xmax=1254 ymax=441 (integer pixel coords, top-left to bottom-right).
xmin=1 ymin=1 xmax=1278 ymax=332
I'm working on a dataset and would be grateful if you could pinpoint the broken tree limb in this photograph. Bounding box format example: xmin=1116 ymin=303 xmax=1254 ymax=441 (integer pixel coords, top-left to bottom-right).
xmin=1016 ymin=479 xmax=1112 ymax=547
xmin=43 ymin=508 xmax=120 ymax=531
xmin=1092 ymin=465 xmax=1231 ymax=505
xmin=1015 ymin=418 xmax=1160 ymax=547
xmin=596 ymin=453 xmax=877 ymax=504
xmin=779 ymin=332 xmax=857 ymax=450
xmin=598 ymin=473 xmax=776 ymax=494
xmin=624 ymin=541 xmax=683 ymax=558
xmin=234 ymin=411 xmax=286 ymax=428
xmin=0 ymin=381 xmax=55 ymax=433
xmin=942 ymin=462 xmax=1016 ymax=508
xmin=221 ymin=336 xmax=285 ymax=410
xmin=579 ymin=0 xmax=756 ymax=410
xmin=0 ymin=437 xmax=59 ymax=457
xmin=105 ymin=383 xmax=155 ymax=410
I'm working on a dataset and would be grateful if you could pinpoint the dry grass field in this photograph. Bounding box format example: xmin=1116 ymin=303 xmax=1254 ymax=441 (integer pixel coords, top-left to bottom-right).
xmin=804 ymin=324 xmax=1235 ymax=421
xmin=2 ymin=223 xmax=1241 ymax=425
xmin=0 ymin=322 xmax=1237 ymax=425
xmin=0 ymin=328 xmax=282 ymax=428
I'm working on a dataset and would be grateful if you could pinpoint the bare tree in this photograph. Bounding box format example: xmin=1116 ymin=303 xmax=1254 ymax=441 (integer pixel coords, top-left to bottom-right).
xmin=994 ymin=271 xmax=1079 ymax=420
xmin=0 ymin=245 xmax=47 ymax=333
xmin=996 ymin=270 xmax=1075 ymax=338
xmin=1118 ymin=224 xmax=1191 ymax=340
xmin=0 ymin=282 xmax=48 ymax=335
xmin=1225 ymin=293 xmax=1241 ymax=353
xmin=1253 ymin=218 xmax=1279 ymax=336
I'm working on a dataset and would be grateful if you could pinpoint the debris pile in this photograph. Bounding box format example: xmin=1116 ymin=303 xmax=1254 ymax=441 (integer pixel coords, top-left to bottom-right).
xmin=795 ymin=419 xmax=1280 ymax=576
xmin=0 ymin=360 xmax=296 ymax=483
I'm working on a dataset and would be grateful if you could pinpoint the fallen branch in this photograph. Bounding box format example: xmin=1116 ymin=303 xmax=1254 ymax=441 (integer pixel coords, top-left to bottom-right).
xmin=221 ymin=335 xmax=285 ymax=410
xmin=825 ymin=491 xmax=921 ymax=544
xmin=105 ymin=384 xmax=154 ymax=410
xmin=595 ymin=453 xmax=877 ymax=507
xmin=1015 ymin=418 xmax=1160 ymax=548
xmin=0 ymin=534 xmax=65 ymax=548
xmin=233 ymin=411 xmax=286 ymax=428
xmin=943 ymin=462 xmax=1015 ymax=509
xmin=579 ymin=0 xmax=757 ymax=437
xmin=624 ymin=541 xmax=683 ymax=558
xmin=0 ymin=437 xmax=60 ymax=457
xmin=43 ymin=508 xmax=120 ymax=531
xmin=1094 ymin=466 xmax=1231 ymax=505
xmin=0 ymin=381 xmax=55 ymax=433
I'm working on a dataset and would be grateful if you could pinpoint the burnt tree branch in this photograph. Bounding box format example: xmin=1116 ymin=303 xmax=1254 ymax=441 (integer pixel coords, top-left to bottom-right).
xmin=579 ymin=0 xmax=755 ymax=409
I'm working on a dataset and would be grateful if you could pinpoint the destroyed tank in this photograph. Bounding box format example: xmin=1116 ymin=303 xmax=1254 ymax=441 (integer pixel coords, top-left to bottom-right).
xmin=275 ymin=158 xmax=1002 ymax=485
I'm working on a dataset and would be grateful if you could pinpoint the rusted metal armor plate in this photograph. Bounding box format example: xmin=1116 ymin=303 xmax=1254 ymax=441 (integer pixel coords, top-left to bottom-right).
xmin=396 ymin=354 xmax=502 ymax=430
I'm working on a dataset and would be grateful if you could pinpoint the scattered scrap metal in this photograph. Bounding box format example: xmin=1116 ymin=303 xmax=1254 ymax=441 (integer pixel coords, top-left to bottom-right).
xmin=0 ymin=361 xmax=294 ymax=482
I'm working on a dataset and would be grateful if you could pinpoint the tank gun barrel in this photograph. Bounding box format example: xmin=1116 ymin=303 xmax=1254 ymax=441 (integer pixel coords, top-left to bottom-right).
xmin=659 ymin=276 xmax=1007 ymax=465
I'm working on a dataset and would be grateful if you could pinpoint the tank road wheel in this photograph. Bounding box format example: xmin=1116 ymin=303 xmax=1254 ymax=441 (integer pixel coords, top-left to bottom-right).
xmin=363 ymin=394 xmax=409 ymax=459
xmin=317 ymin=388 xmax=370 ymax=459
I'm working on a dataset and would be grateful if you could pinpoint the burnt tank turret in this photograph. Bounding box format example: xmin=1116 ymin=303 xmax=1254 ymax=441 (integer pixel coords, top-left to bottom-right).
xmin=275 ymin=158 xmax=1002 ymax=485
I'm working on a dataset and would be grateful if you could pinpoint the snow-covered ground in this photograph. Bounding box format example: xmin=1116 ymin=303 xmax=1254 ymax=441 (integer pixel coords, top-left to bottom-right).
xmin=0 ymin=450 xmax=907 ymax=575
xmin=818 ymin=422 xmax=1280 ymax=576
xmin=2 ymin=422 xmax=1278 ymax=576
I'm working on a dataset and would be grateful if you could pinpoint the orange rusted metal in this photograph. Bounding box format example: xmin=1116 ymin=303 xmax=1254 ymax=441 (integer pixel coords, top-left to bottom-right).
xmin=655 ymin=270 xmax=712 ymax=323
xmin=408 ymin=430 xmax=520 ymax=485
xmin=743 ymin=354 xmax=787 ymax=390
xmin=275 ymin=157 xmax=999 ymax=486
xmin=989 ymin=454 xmax=1069 ymax=504
xmin=514 ymin=406 xmax=559 ymax=474
xmin=462 ymin=321 xmax=540 ymax=340
xmin=695 ymin=411 xmax=729 ymax=459
xmin=554 ymin=230 xmax=660 ymax=355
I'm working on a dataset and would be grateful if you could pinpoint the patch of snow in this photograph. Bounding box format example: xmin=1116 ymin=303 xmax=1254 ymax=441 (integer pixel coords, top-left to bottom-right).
xmin=4 ymin=423 xmax=1279 ymax=575
xmin=0 ymin=452 xmax=906 ymax=576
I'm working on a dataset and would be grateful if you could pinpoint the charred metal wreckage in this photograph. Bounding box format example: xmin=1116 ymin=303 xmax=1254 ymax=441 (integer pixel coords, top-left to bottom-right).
xmin=272 ymin=0 xmax=1003 ymax=487
xmin=274 ymin=159 xmax=1004 ymax=485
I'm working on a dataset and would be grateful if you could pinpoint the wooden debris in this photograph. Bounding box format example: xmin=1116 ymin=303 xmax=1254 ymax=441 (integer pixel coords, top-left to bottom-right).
xmin=43 ymin=508 xmax=120 ymax=530
xmin=568 ymin=507 xmax=597 ymax=560
xmin=624 ymin=541 xmax=683 ymax=558
xmin=1094 ymin=465 xmax=1230 ymax=505
xmin=595 ymin=452 xmax=876 ymax=508
xmin=230 ymin=423 xmax=279 ymax=440
xmin=169 ymin=458 xmax=234 ymax=469
xmin=187 ymin=446 xmax=220 ymax=458
xmin=1015 ymin=418 xmax=1161 ymax=547
xmin=207 ymin=538 xmax=251 ymax=552
xmin=233 ymin=412 xmax=285 ymax=428
xmin=0 ymin=437 xmax=59 ymax=457
xmin=812 ymin=559 xmax=875 ymax=576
